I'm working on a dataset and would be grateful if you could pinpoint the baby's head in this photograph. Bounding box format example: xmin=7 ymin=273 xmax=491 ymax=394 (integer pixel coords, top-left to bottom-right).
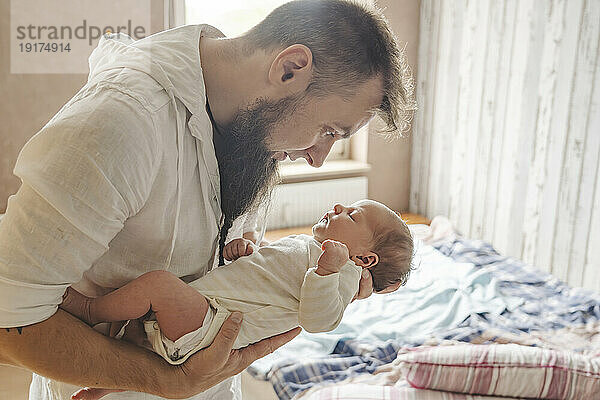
xmin=312 ymin=199 xmax=414 ymax=292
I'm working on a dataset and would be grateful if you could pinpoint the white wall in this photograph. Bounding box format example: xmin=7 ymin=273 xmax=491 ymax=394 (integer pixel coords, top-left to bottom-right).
xmin=410 ymin=0 xmax=600 ymax=291
xmin=266 ymin=177 xmax=368 ymax=229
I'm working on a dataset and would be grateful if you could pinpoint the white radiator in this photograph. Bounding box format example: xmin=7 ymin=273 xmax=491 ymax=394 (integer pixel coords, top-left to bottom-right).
xmin=265 ymin=177 xmax=368 ymax=230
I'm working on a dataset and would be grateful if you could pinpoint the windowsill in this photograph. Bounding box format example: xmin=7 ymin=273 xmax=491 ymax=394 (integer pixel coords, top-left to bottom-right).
xmin=279 ymin=159 xmax=371 ymax=184
xmin=264 ymin=213 xmax=429 ymax=242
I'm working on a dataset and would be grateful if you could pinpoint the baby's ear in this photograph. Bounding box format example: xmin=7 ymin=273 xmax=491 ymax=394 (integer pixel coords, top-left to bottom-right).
xmin=350 ymin=252 xmax=379 ymax=268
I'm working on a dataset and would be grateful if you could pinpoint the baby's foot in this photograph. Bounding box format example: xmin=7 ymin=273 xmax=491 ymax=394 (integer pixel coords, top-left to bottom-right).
xmin=60 ymin=287 xmax=95 ymax=326
xmin=71 ymin=387 xmax=125 ymax=400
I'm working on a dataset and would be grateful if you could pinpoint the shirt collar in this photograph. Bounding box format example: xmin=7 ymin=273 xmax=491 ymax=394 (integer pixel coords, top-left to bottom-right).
xmin=138 ymin=24 xmax=225 ymax=117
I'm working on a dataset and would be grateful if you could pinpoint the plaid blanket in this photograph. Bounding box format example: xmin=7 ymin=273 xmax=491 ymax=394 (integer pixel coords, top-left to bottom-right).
xmin=267 ymin=236 xmax=600 ymax=400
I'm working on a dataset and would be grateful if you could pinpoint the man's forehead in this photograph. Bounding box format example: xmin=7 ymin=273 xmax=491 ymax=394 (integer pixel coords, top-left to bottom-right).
xmin=357 ymin=75 xmax=385 ymax=108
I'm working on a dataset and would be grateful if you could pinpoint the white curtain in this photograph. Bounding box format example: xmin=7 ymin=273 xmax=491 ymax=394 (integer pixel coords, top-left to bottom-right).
xmin=410 ymin=0 xmax=600 ymax=291
xmin=163 ymin=0 xmax=185 ymax=29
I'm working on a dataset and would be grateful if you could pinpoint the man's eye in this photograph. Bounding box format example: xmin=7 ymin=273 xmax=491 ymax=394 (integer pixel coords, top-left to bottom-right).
xmin=324 ymin=127 xmax=337 ymax=138
xmin=349 ymin=213 xmax=355 ymax=221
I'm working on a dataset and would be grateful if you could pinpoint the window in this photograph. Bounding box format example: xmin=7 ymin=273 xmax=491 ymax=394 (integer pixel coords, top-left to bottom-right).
xmin=185 ymin=0 xmax=292 ymax=38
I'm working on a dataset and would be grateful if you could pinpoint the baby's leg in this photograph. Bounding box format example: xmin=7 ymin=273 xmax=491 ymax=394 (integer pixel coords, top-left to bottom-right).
xmin=62 ymin=271 xmax=211 ymax=400
xmin=61 ymin=270 xmax=209 ymax=341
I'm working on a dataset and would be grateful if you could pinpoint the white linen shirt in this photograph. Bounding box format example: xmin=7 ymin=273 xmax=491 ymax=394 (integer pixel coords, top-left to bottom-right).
xmin=0 ymin=24 xmax=251 ymax=400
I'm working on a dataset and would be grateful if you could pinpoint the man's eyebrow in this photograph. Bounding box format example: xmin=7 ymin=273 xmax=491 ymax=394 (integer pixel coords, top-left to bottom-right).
xmin=335 ymin=123 xmax=352 ymax=139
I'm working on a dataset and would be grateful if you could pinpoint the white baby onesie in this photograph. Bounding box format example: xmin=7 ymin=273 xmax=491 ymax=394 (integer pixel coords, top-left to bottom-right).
xmin=143 ymin=234 xmax=362 ymax=364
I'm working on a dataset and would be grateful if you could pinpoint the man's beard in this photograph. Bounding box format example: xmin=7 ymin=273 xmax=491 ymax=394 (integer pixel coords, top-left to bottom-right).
xmin=214 ymin=93 xmax=305 ymax=264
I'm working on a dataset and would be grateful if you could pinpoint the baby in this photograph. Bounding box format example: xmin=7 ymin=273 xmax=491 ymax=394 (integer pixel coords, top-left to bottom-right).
xmin=60 ymin=199 xmax=414 ymax=400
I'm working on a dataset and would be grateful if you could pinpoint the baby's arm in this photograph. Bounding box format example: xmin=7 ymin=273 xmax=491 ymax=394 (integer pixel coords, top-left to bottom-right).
xmin=314 ymin=240 xmax=350 ymax=276
xmin=223 ymin=237 xmax=256 ymax=261
xmin=298 ymin=240 xmax=361 ymax=333
xmin=60 ymin=270 xmax=209 ymax=342
xmin=243 ymin=230 xmax=270 ymax=247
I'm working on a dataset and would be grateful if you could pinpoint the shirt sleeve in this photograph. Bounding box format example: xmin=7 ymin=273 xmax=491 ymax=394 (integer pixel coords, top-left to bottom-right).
xmin=298 ymin=262 xmax=361 ymax=333
xmin=0 ymin=87 xmax=161 ymax=327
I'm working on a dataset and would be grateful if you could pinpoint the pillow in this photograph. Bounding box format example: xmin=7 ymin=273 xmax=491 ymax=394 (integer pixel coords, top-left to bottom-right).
xmin=397 ymin=343 xmax=600 ymax=399
xmin=301 ymin=384 xmax=422 ymax=400
xmin=301 ymin=383 xmax=508 ymax=399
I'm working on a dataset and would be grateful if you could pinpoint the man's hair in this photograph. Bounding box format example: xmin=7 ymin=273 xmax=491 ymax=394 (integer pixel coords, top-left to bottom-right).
xmin=369 ymin=215 xmax=414 ymax=292
xmin=241 ymin=0 xmax=417 ymax=136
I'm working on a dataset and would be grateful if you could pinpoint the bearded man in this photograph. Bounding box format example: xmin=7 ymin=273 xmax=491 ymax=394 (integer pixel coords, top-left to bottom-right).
xmin=0 ymin=1 xmax=416 ymax=399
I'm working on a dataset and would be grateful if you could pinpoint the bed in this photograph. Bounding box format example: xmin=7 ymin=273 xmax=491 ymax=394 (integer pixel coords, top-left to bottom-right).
xmin=249 ymin=217 xmax=600 ymax=399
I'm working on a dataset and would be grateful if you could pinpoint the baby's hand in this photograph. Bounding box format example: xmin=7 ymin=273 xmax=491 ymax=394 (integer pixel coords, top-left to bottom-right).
xmin=316 ymin=240 xmax=350 ymax=275
xmin=223 ymin=238 xmax=254 ymax=261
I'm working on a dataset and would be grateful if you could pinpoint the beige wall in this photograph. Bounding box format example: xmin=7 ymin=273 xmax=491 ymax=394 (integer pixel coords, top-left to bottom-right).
xmin=0 ymin=0 xmax=165 ymax=213
xmin=368 ymin=0 xmax=419 ymax=213
xmin=0 ymin=0 xmax=419 ymax=214
xmin=412 ymin=0 xmax=600 ymax=290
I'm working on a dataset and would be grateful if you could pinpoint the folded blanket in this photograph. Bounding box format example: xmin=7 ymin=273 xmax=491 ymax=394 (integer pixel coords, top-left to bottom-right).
xmin=295 ymin=342 xmax=600 ymax=400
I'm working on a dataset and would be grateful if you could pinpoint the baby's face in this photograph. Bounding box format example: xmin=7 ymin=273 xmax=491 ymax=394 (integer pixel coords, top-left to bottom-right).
xmin=312 ymin=199 xmax=395 ymax=256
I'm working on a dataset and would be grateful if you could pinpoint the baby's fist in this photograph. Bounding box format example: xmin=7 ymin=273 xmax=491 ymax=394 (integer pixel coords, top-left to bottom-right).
xmin=316 ymin=240 xmax=349 ymax=275
xmin=223 ymin=238 xmax=254 ymax=261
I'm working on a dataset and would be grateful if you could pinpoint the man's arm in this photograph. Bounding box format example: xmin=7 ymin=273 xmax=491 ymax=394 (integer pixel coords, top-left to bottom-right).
xmin=0 ymin=308 xmax=301 ymax=399
xmin=0 ymin=192 xmax=299 ymax=399
xmin=0 ymin=184 xmax=180 ymax=397
xmin=0 ymin=309 xmax=171 ymax=396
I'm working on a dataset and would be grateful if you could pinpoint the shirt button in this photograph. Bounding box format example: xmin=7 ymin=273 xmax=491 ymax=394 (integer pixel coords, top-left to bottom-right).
xmin=153 ymin=322 xmax=159 ymax=330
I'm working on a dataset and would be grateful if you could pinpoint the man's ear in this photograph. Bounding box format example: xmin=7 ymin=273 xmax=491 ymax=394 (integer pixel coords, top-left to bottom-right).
xmin=350 ymin=252 xmax=379 ymax=269
xmin=268 ymin=44 xmax=312 ymax=93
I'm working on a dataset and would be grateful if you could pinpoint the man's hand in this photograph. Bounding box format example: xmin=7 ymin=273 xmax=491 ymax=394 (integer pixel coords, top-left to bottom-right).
xmin=352 ymin=269 xmax=374 ymax=302
xmin=223 ymin=238 xmax=254 ymax=261
xmin=69 ymin=312 xmax=301 ymax=400
xmin=168 ymin=312 xmax=301 ymax=399
xmin=351 ymin=272 xmax=403 ymax=302
xmin=377 ymin=281 xmax=403 ymax=294
xmin=316 ymin=240 xmax=349 ymax=276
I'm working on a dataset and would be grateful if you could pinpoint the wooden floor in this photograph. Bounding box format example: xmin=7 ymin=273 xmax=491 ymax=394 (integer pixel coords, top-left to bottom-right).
xmin=0 ymin=213 xmax=428 ymax=399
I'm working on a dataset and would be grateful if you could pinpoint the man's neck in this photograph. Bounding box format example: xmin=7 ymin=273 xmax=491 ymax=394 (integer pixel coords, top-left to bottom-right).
xmin=199 ymin=36 xmax=267 ymax=129
xmin=205 ymin=99 xmax=226 ymax=161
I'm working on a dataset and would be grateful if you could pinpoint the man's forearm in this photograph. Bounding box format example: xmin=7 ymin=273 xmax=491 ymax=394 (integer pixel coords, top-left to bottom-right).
xmin=0 ymin=309 xmax=175 ymax=397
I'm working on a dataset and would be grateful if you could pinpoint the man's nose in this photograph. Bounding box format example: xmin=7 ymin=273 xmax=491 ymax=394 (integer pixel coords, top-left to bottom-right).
xmin=333 ymin=204 xmax=345 ymax=214
xmin=307 ymin=140 xmax=335 ymax=168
